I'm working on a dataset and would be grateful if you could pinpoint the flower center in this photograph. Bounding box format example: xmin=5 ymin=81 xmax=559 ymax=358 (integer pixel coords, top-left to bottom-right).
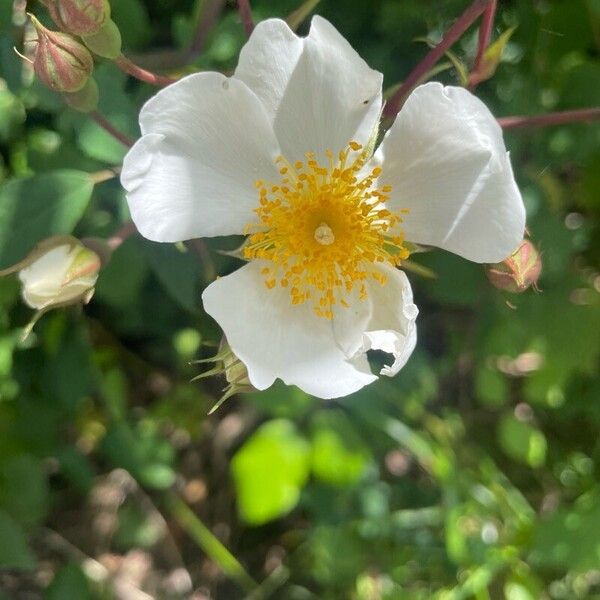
xmin=314 ymin=222 xmax=335 ymax=246
xmin=243 ymin=141 xmax=409 ymax=319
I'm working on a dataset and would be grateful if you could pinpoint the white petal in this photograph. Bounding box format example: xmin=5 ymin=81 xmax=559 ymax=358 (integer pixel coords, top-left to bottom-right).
xmin=121 ymin=72 xmax=281 ymax=242
xmin=377 ymin=83 xmax=525 ymax=263
xmin=234 ymin=16 xmax=383 ymax=163
xmin=333 ymin=265 xmax=418 ymax=377
xmin=202 ymin=262 xmax=377 ymax=399
xmin=234 ymin=19 xmax=304 ymax=120
xmin=18 ymin=246 xmax=72 ymax=297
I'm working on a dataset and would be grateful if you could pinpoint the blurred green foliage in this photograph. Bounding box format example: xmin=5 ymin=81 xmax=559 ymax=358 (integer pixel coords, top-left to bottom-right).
xmin=1 ymin=0 xmax=600 ymax=598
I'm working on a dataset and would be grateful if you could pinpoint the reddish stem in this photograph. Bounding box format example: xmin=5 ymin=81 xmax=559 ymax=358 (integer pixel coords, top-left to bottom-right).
xmin=107 ymin=221 xmax=137 ymax=250
xmin=187 ymin=0 xmax=227 ymax=60
xmin=237 ymin=0 xmax=254 ymax=37
xmin=384 ymin=0 xmax=492 ymax=119
xmin=472 ymin=0 xmax=497 ymax=77
xmin=89 ymin=110 xmax=134 ymax=148
xmin=498 ymin=107 xmax=600 ymax=130
xmin=115 ymin=54 xmax=176 ymax=87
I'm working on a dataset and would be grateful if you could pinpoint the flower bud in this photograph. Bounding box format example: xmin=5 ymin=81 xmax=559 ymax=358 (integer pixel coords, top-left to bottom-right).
xmin=30 ymin=15 xmax=93 ymax=93
xmin=0 ymin=236 xmax=102 ymax=338
xmin=81 ymin=18 xmax=122 ymax=60
xmin=42 ymin=0 xmax=110 ymax=36
xmin=486 ymin=239 xmax=542 ymax=293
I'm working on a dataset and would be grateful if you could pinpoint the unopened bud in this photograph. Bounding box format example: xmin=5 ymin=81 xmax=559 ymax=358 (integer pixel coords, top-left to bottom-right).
xmin=0 ymin=236 xmax=102 ymax=338
xmin=81 ymin=18 xmax=122 ymax=60
xmin=42 ymin=0 xmax=110 ymax=36
xmin=64 ymin=76 xmax=99 ymax=112
xmin=30 ymin=15 xmax=93 ymax=93
xmin=487 ymin=239 xmax=542 ymax=293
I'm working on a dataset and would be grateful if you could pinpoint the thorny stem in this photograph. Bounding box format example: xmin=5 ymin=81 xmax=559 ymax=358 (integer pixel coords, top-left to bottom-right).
xmin=237 ymin=0 xmax=255 ymax=37
xmin=470 ymin=0 xmax=497 ymax=88
xmin=107 ymin=221 xmax=137 ymax=251
xmin=115 ymin=54 xmax=176 ymax=87
xmin=89 ymin=110 xmax=134 ymax=148
xmin=383 ymin=0 xmax=492 ymax=118
xmin=164 ymin=492 xmax=258 ymax=594
xmin=498 ymin=107 xmax=600 ymax=130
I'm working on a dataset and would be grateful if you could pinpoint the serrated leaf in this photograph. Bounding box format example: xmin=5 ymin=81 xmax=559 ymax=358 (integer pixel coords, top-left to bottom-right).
xmin=0 ymin=171 xmax=93 ymax=269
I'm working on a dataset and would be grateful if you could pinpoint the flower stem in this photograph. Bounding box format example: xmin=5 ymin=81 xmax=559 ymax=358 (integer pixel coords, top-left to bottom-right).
xmin=471 ymin=0 xmax=497 ymax=85
xmin=89 ymin=166 xmax=121 ymax=185
xmin=237 ymin=0 xmax=254 ymax=37
xmin=89 ymin=110 xmax=134 ymax=148
xmin=384 ymin=0 xmax=492 ymax=118
xmin=107 ymin=221 xmax=136 ymax=250
xmin=115 ymin=54 xmax=176 ymax=87
xmin=498 ymin=107 xmax=600 ymax=130
xmin=163 ymin=492 xmax=258 ymax=594
xmin=186 ymin=0 xmax=227 ymax=60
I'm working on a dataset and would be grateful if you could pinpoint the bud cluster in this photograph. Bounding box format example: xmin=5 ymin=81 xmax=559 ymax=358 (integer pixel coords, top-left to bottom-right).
xmin=27 ymin=1 xmax=122 ymax=112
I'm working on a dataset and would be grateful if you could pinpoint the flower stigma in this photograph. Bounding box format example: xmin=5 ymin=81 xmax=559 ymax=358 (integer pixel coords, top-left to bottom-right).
xmin=243 ymin=141 xmax=409 ymax=319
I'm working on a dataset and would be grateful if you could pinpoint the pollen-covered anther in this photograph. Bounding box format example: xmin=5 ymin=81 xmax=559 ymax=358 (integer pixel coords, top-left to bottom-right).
xmin=244 ymin=140 xmax=409 ymax=317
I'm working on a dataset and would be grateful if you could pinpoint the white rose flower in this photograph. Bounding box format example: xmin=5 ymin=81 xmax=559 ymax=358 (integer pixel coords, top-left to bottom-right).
xmin=121 ymin=16 xmax=525 ymax=399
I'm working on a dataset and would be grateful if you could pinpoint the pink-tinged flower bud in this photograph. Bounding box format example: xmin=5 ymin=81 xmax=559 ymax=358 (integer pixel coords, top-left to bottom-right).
xmin=486 ymin=239 xmax=542 ymax=293
xmin=30 ymin=15 xmax=93 ymax=93
xmin=42 ymin=0 xmax=110 ymax=36
xmin=0 ymin=236 xmax=103 ymax=339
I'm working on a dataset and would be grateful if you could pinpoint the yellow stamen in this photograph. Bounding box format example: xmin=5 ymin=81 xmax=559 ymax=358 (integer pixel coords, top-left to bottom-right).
xmin=244 ymin=141 xmax=409 ymax=318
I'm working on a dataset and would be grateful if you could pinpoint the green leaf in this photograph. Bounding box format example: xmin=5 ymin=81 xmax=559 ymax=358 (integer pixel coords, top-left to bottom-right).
xmin=110 ymin=0 xmax=151 ymax=50
xmin=0 ymin=454 xmax=48 ymax=528
xmin=0 ymin=88 xmax=25 ymax=142
xmin=45 ymin=564 xmax=92 ymax=600
xmin=75 ymin=64 xmax=138 ymax=164
xmin=231 ymin=420 xmax=310 ymax=525
xmin=0 ymin=171 xmax=93 ymax=269
xmin=143 ymin=241 xmax=202 ymax=314
xmin=310 ymin=411 xmax=371 ymax=487
xmin=497 ymin=415 xmax=547 ymax=468
xmin=530 ymin=495 xmax=600 ymax=571
xmin=0 ymin=509 xmax=36 ymax=570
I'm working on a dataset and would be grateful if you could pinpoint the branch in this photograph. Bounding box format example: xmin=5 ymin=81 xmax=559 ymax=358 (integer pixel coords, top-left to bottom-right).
xmin=164 ymin=492 xmax=258 ymax=594
xmin=107 ymin=221 xmax=137 ymax=250
xmin=237 ymin=0 xmax=254 ymax=37
xmin=187 ymin=0 xmax=227 ymax=60
xmin=472 ymin=0 xmax=497 ymax=76
xmin=498 ymin=107 xmax=600 ymax=130
xmin=115 ymin=54 xmax=176 ymax=87
xmin=89 ymin=110 xmax=134 ymax=148
xmin=384 ymin=0 xmax=492 ymax=118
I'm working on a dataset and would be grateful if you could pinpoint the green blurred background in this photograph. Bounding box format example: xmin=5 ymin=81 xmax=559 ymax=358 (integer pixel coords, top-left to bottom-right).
xmin=1 ymin=0 xmax=599 ymax=598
